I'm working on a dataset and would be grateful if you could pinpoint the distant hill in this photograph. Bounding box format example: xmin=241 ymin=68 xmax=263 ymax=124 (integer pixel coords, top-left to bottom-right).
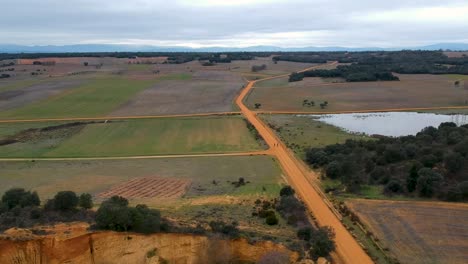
xmin=1 ymin=43 xmax=468 ymax=53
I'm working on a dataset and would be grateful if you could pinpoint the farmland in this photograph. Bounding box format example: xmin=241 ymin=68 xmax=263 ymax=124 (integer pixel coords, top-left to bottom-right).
xmin=246 ymin=74 xmax=468 ymax=112
xmin=261 ymin=114 xmax=369 ymax=157
xmin=347 ymin=199 xmax=468 ymax=264
xmin=0 ymin=76 xmax=159 ymax=119
xmin=0 ymin=156 xmax=282 ymax=202
xmin=0 ymin=116 xmax=262 ymax=157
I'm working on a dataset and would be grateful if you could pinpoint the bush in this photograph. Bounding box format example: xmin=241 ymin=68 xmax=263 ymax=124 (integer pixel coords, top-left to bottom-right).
xmin=209 ymin=221 xmax=239 ymax=238
xmin=265 ymin=213 xmax=279 ymax=225
xmin=53 ymin=191 xmax=79 ymax=211
xmin=384 ymin=178 xmax=403 ymax=194
xmin=1 ymin=188 xmax=40 ymax=209
xmin=444 ymin=152 xmax=464 ymax=173
xmin=279 ymin=186 xmax=295 ymax=196
xmin=417 ymin=168 xmax=444 ymax=197
xmin=95 ymin=196 xmax=162 ymax=233
xmin=325 ymin=161 xmax=342 ymax=179
xmin=78 ymin=193 xmax=93 ymax=209
xmin=309 ymin=226 xmax=336 ymax=260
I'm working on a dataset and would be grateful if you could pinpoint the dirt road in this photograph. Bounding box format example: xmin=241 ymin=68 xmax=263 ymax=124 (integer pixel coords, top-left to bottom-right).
xmin=256 ymin=105 xmax=468 ymax=115
xmin=0 ymin=112 xmax=241 ymax=124
xmin=236 ymin=62 xmax=374 ymax=264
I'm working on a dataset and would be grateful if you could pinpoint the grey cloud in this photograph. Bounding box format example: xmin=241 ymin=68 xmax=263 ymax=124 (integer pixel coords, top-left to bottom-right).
xmin=1 ymin=0 xmax=467 ymax=47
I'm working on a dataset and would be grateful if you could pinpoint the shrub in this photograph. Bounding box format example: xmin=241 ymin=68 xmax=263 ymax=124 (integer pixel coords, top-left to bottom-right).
xmin=309 ymin=226 xmax=336 ymax=260
xmin=53 ymin=191 xmax=79 ymax=211
xmin=417 ymin=168 xmax=444 ymax=197
xmin=279 ymin=185 xmax=295 ymax=196
xmin=78 ymin=193 xmax=93 ymax=209
xmin=1 ymin=188 xmax=40 ymax=209
xmin=265 ymin=213 xmax=279 ymax=225
xmin=209 ymin=221 xmax=239 ymax=238
xmin=444 ymin=152 xmax=464 ymax=173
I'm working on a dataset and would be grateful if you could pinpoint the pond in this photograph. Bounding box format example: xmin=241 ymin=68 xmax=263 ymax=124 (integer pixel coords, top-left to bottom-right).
xmin=304 ymin=112 xmax=468 ymax=137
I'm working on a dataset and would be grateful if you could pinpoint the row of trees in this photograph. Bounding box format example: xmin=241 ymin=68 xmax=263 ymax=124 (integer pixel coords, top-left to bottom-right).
xmin=306 ymin=122 xmax=468 ymax=201
xmin=283 ymin=51 xmax=468 ymax=82
xmin=0 ymin=188 xmax=94 ymax=231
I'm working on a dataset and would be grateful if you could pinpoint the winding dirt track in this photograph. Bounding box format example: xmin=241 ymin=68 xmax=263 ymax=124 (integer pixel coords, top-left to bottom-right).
xmin=236 ymin=62 xmax=374 ymax=264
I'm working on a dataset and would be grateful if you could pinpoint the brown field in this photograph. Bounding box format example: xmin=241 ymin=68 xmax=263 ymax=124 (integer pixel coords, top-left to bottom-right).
xmin=444 ymin=51 xmax=468 ymax=58
xmin=246 ymin=74 xmax=468 ymax=111
xmin=98 ymin=176 xmax=191 ymax=199
xmin=346 ymin=199 xmax=468 ymax=264
xmin=0 ymin=78 xmax=86 ymax=111
xmin=110 ymin=70 xmax=244 ymax=116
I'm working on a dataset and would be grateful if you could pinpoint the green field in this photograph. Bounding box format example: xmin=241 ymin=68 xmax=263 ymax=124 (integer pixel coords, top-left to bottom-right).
xmin=0 ymin=155 xmax=282 ymax=202
xmin=261 ymin=114 xmax=369 ymax=157
xmin=0 ymin=75 xmax=158 ymax=119
xmin=0 ymin=116 xmax=262 ymax=158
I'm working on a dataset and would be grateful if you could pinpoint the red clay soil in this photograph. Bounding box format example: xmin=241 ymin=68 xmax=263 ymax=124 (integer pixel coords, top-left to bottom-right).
xmin=236 ymin=62 xmax=374 ymax=264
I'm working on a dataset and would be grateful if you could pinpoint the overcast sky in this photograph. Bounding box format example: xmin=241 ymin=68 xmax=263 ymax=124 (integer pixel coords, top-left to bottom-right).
xmin=2 ymin=0 xmax=468 ymax=47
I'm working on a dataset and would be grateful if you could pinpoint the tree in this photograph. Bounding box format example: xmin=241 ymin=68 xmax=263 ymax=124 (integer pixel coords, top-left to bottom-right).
xmin=254 ymin=103 xmax=262 ymax=109
xmin=444 ymin=152 xmax=464 ymax=173
xmin=279 ymin=185 xmax=295 ymax=196
xmin=326 ymin=161 xmax=342 ymax=179
xmin=384 ymin=178 xmax=403 ymax=193
xmin=417 ymin=168 xmax=444 ymax=197
xmin=297 ymin=227 xmax=313 ymax=241
xmin=1 ymin=188 xmax=40 ymax=209
xmin=53 ymin=191 xmax=79 ymax=211
xmin=78 ymin=193 xmax=93 ymax=209
xmin=407 ymin=162 xmax=422 ymax=192
xmin=83 ymin=62 xmax=89 ymax=66
xmin=309 ymin=226 xmax=336 ymax=260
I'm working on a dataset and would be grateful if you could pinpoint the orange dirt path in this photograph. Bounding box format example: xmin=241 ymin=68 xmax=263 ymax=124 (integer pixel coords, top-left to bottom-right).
xmin=256 ymin=105 xmax=468 ymax=115
xmin=0 ymin=112 xmax=241 ymax=124
xmin=236 ymin=62 xmax=373 ymax=264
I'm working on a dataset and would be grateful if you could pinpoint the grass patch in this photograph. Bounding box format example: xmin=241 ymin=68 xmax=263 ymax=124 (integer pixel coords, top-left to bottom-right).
xmin=0 ymin=78 xmax=48 ymax=93
xmin=0 ymin=76 xmax=158 ymax=119
xmin=158 ymin=72 xmax=192 ymax=81
xmin=261 ymin=114 xmax=370 ymax=158
xmin=0 ymin=155 xmax=282 ymax=202
xmin=0 ymin=116 xmax=263 ymax=158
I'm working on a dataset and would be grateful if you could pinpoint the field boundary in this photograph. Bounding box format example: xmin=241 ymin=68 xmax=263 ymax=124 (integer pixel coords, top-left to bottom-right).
xmin=256 ymin=105 xmax=468 ymax=115
xmin=0 ymin=112 xmax=242 ymax=124
xmin=0 ymin=150 xmax=271 ymax=161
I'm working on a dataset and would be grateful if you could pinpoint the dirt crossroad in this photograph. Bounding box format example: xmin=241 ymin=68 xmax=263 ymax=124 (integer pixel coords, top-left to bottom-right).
xmin=236 ymin=62 xmax=374 ymax=264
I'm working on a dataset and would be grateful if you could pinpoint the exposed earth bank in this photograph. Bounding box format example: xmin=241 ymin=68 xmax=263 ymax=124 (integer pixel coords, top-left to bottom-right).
xmin=0 ymin=224 xmax=300 ymax=264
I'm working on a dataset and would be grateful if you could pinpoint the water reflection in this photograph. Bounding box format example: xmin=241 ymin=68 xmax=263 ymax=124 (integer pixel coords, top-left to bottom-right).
xmin=305 ymin=112 xmax=468 ymax=137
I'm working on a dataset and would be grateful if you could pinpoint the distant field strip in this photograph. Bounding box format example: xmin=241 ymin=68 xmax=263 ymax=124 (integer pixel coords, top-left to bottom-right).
xmin=0 ymin=76 xmax=158 ymax=119
xmin=0 ymin=112 xmax=241 ymax=124
xmin=0 ymin=116 xmax=263 ymax=158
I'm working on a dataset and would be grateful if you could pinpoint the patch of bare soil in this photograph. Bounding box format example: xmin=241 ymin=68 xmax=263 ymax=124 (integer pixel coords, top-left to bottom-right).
xmin=0 ymin=79 xmax=85 ymax=111
xmin=347 ymin=199 xmax=468 ymax=264
xmin=98 ymin=177 xmax=192 ymax=199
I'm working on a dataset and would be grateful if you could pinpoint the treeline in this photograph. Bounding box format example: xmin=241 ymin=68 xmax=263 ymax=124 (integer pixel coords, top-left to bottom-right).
xmin=282 ymin=51 xmax=468 ymax=82
xmin=289 ymin=65 xmax=400 ymax=82
xmin=0 ymin=188 xmax=95 ymax=231
xmin=0 ymin=52 xmax=266 ymax=64
xmin=305 ymin=122 xmax=468 ymax=202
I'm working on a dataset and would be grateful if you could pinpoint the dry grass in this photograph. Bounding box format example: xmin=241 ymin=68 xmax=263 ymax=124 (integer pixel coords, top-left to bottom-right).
xmin=247 ymin=74 xmax=468 ymax=111
xmin=346 ymin=199 xmax=468 ymax=264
